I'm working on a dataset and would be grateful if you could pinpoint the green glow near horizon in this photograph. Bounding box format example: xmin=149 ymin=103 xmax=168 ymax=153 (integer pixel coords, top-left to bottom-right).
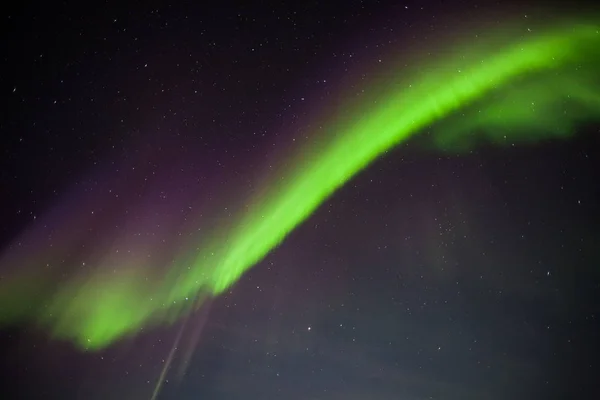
xmin=1 ymin=20 xmax=599 ymax=349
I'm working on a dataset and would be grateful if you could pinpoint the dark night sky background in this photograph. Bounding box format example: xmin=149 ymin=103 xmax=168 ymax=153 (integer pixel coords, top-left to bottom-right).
xmin=1 ymin=1 xmax=599 ymax=399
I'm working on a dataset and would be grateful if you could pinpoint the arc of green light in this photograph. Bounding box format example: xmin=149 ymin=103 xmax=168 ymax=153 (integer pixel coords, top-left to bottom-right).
xmin=3 ymin=21 xmax=600 ymax=349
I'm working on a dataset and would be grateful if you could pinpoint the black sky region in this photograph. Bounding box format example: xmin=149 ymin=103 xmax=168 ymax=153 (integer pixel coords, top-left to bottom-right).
xmin=1 ymin=1 xmax=599 ymax=399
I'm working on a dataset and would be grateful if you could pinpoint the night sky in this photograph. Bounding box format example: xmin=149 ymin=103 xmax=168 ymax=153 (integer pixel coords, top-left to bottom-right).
xmin=1 ymin=1 xmax=599 ymax=399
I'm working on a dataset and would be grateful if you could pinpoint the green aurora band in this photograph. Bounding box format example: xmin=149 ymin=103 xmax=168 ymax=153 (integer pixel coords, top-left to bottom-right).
xmin=1 ymin=19 xmax=600 ymax=349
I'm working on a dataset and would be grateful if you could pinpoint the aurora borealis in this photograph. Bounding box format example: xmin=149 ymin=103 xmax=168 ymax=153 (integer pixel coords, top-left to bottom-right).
xmin=1 ymin=18 xmax=599 ymax=349
xmin=1 ymin=2 xmax=600 ymax=399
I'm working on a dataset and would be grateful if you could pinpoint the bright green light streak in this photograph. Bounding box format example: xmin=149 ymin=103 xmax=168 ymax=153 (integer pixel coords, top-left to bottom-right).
xmin=1 ymin=21 xmax=599 ymax=349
